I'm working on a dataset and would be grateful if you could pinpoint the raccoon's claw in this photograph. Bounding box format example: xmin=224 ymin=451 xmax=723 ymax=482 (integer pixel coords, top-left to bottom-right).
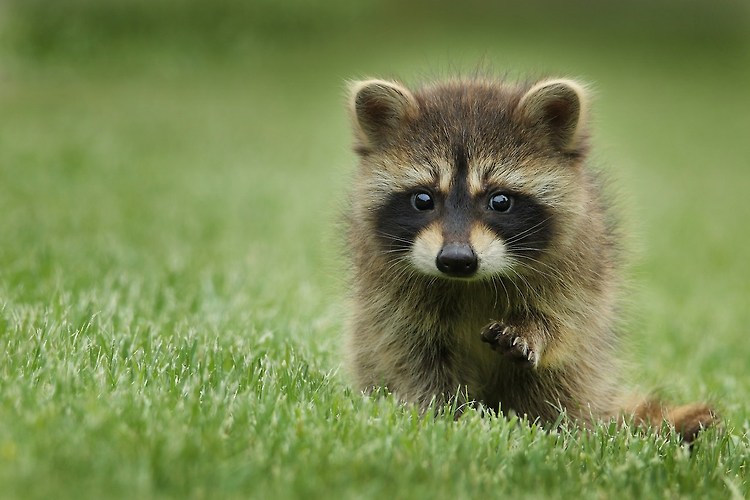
xmin=480 ymin=322 xmax=539 ymax=368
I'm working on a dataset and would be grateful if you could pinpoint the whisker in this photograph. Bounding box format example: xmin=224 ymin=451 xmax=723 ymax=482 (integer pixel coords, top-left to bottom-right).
xmin=511 ymin=259 xmax=565 ymax=286
xmin=503 ymin=216 xmax=554 ymax=246
xmin=507 ymin=266 xmax=545 ymax=311
xmin=490 ymin=276 xmax=499 ymax=310
xmin=510 ymin=253 xmax=565 ymax=279
xmin=497 ymin=277 xmax=511 ymax=308
xmin=501 ymin=267 xmax=528 ymax=312
xmin=375 ymin=231 xmax=415 ymax=245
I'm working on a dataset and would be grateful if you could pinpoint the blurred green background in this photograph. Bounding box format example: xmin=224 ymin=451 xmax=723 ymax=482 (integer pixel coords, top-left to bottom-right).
xmin=0 ymin=0 xmax=749 ymax=497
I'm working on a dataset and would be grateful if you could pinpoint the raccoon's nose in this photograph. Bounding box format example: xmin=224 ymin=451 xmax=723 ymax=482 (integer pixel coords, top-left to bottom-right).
xmin=436 ymin=243 xmax=478 ymax=277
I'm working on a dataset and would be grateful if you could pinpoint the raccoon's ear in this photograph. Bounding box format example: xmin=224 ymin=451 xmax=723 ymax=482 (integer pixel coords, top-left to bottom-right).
xmin=348 ymin=79 xmax=419 ymax=151
xmin=516 ymin=79 xmax=588 ymax=153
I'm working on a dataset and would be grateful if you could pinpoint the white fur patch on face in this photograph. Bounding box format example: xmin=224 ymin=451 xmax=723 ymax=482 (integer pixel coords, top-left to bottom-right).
xmin=471 ymin=224 xmax=512 ymax=278
xmin=410 ymin=223 xmax=512 ymax=280
xmin=409 ymin=223 xmax=444 ymax=276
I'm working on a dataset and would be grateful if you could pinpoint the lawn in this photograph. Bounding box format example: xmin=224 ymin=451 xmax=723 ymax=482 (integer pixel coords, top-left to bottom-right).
xmin=1 ymin=1 xmax=749 ymax=498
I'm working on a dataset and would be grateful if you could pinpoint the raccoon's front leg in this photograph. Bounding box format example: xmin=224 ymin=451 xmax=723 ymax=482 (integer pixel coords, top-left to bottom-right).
xmin=480 ymin=320 xmax=547 ymax=368
xmin=381 ymin=335 xmax=468 ymax=412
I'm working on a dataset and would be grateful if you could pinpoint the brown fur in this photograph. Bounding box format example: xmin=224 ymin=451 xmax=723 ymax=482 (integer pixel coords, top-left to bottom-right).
xmin=343 ymin=76 xmax=716 ymax=442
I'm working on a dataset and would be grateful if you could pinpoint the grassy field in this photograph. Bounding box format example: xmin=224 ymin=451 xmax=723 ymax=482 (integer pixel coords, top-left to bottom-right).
xmin=1 ymin=1 xmax=749 ymax=498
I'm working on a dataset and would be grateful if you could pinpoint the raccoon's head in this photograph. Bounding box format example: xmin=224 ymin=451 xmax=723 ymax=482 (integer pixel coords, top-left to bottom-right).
xmin=348 ymin=77 xmax=589 ymax=281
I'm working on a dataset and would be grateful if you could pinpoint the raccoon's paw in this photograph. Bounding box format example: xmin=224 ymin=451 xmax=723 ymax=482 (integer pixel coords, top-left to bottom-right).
xmin=480 ymin=322 xmax=539 ymax=368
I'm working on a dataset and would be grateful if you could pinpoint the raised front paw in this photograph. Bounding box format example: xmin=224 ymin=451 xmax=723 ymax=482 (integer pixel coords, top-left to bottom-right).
xmin=480 ymin=321 xmax=539 ymax=368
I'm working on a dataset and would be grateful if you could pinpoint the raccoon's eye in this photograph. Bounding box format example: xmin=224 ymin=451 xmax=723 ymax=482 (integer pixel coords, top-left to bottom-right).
xmin=488 ymin=193 xmax=513 ymax=212
xmin=411 ymin=191 xmax=435 ymax=211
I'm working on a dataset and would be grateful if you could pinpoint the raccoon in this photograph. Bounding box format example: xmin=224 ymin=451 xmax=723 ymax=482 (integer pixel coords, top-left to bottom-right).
xmin=343 ymin=76 xmax=716 ymax=442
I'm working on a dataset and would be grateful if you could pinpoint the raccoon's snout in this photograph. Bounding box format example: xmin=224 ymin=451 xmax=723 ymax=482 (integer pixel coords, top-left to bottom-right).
xmin=436 ymin=243 xmax=478 ymax=277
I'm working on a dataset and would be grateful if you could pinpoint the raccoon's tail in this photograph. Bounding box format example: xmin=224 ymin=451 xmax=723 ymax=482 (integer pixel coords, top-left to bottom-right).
xmin=619 ymin=394 xmax=718 ymax=443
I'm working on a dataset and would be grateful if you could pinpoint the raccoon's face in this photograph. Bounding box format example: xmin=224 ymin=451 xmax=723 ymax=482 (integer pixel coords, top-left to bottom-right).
xmin=349 ymin=77 xmax=588 ymax=281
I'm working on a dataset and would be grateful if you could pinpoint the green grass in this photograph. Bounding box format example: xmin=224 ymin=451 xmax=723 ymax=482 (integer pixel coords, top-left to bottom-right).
xmin=1 ymin=2 xmax=749 ymax=498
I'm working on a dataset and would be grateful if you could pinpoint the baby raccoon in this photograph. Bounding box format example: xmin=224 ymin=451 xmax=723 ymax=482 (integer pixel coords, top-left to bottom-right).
xmin=343 ymin=76 xmax=716 ymax=442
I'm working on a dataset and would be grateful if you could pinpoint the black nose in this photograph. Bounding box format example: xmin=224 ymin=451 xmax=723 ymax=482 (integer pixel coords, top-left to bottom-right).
xmin=436 ymin=243 xmax=478 ymax=277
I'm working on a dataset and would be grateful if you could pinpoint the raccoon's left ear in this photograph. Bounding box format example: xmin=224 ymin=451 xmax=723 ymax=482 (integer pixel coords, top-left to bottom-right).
xmin=348 ymin=79 xmax=419 ymax=152
xmin=515 ymin=79 xmax=588 ymax=153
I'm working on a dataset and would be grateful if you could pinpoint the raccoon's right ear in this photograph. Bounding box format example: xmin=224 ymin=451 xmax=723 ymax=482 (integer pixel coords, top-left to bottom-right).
xmin=348 ymin=79 xmax=419 ymax=152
